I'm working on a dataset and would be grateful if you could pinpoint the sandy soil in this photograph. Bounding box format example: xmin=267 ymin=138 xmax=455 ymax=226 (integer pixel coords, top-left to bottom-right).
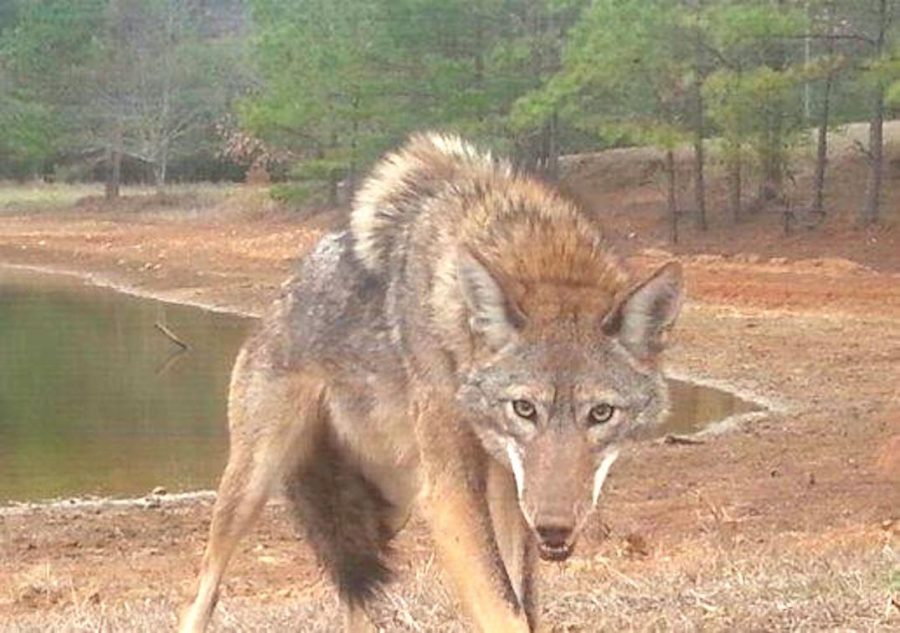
xmin=1 ymin=200 xmax=899 ymax=631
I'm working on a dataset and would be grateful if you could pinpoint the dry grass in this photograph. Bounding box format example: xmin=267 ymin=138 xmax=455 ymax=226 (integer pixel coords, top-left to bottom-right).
xmin=0 ymin=182 xmax=98 ymax=212
xmin=4 ymin=532 xmax=897 ymax=632
xmin=539 ymin=542 xmax=899 ymax=631
xmin=815 ymin=120 xmax=900 ymax=158
xmin=0 ymin=182 xmax=237 ymax=215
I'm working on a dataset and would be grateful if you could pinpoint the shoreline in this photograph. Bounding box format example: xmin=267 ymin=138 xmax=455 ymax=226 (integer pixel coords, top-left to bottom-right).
xmin=0 ymin=261 xmax=261 ymax=318
xmin=0 ymin=491 xmax=217 ymax=517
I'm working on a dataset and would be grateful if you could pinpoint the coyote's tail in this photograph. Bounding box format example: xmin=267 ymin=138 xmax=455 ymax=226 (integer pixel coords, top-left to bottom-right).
xmin=350 ymin=132 xmax=507 ymax=274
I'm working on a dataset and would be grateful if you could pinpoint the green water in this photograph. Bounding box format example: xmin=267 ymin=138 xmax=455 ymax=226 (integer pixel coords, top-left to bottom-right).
xmin=0 ymin=268 xmax=250 ymax=503
xmin=0 ymin=268 xmax=757 ymax=503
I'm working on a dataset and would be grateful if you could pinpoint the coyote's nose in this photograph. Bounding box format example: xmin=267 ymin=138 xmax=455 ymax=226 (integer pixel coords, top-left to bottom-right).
xmin=535 ymin=523 xmax=574 ymax=561
xmin=536 ymin=525 xmax=572 ymax=549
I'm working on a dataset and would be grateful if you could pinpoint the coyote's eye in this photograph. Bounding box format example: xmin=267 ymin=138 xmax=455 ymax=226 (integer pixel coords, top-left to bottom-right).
xmin=588 ymin=403 xmax=615 ymax=425
xmin=511 ymin=399 xmax=537 ymax=420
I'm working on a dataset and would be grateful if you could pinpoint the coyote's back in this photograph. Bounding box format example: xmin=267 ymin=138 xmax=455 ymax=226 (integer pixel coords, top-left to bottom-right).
xmin=181 ymin=133 xmax=684 ymax=633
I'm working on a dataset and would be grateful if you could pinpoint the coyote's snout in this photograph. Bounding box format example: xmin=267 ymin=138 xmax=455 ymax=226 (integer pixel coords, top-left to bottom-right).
xmin=181 ymin=133 xmax=684 ymax=632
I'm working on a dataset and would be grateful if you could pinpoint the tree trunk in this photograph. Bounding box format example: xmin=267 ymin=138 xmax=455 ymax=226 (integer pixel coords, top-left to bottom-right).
xmin=107 ymin=149 xmax=121 ymax=200
xmin=691 ymin=0 xmax=707 ymax=231
xmin=759 ymin=127 xmax=784 ymax=206
xmin=327 ymin=173 xmax=339 ymax=208
xmin=759 ymin=0 xmax=788 ymax=206
xmin=155 ymin=144 xmax=169 ymax=194
xmin=811 ymin=71 xmax=833 ymax=220
xmin=327 ymin=131 xmax=339 ymax=207
xmin=665 ymin=149 xmax=678 ymax=244
xmin=862 ymin=88 xmax=885 ymax=225
xmin=347 ymin=98 xmax=360 ymax=197
xmin=105 ymin=121 xmax=122 ymax=201
xmin=728 ymin=146 xmax=742 ymax=224
xmin=473 ymin=8 xmax=486 ymax=124
xmin=811 ymin=2 xmax=836 ymax=221
xmin=105 ymin=0 xmax=123 ymax=202
xmin=862 ymin=0 xmax=887 ymax=226
xmin=104 ymin=145 xmax=114 ymax=198
xmin=692 ymin=94 xmax=707 ymax=231
xmin=542 ymin=110 xmax=560 ymax=181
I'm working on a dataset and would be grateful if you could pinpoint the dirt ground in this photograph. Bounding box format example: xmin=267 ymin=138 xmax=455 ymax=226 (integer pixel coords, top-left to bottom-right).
xmin=1 ymin=184 xmax=899 ymax=631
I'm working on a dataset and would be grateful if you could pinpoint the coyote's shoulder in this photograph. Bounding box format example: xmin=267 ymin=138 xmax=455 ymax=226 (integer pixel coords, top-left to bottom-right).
xmin=350 ymin=132 xmax=632 ymax=363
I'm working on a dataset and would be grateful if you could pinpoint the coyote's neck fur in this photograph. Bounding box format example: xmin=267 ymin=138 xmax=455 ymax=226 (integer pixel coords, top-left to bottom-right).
xmin=351 ymin=133 xmax=629 ymax=347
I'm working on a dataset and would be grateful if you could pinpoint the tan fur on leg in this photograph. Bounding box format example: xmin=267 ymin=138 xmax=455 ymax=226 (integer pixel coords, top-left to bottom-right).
xmin=486 ymin=459 xmax=540 ymax=629
xmin=416 ymin=398 xmax=530 ymax=633
xmin=425 ymin=482 xmax=531 ymax=633
xmin=180 ymin=363 xmax=326 ymax=633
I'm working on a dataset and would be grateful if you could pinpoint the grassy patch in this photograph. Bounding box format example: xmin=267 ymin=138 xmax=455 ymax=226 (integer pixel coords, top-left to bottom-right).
xmin=0 ymin=182 xmax=238 ymax=215
xmin=0 ymin=182 xmax=97 ymax=213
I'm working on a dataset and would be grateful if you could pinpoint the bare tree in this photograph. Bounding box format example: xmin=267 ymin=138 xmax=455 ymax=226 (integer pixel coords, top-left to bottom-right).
xmin=124 ymin=0 xmax=243 ymax=192
xmin=62 ymin=0 xmax=244 ymax=198
xmin=811 ymin=1 xmax=838 ymax=220
xmin=689 ymin=0 xmax=708 ymax=231
xmin=861 ymin=0 xmax=890 ymax=226
xmin=102 ymin=0 xmax=127 ymax=199
xmin=664 ymin=149 xmax=679 ymax=243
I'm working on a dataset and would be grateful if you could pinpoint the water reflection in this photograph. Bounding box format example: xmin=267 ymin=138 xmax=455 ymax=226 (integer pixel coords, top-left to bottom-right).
xmin=663 ymin=378 xmax=758 ymax=437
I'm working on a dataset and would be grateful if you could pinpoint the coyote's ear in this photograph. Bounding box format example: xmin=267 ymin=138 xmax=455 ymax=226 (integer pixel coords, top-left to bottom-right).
xmin=602 ymin=261 xmax=683 ymax=360
xmin=457 ymin=248 xmax=524 ymax=350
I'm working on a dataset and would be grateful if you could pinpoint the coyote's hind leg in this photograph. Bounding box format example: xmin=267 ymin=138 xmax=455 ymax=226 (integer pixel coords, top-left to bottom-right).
xmin=180 ymin=355 xmax=326 ymax=633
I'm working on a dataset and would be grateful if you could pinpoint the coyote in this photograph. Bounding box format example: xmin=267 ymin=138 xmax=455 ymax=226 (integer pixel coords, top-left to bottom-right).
xmin=181 ymin=133 xmax=683 ymax=632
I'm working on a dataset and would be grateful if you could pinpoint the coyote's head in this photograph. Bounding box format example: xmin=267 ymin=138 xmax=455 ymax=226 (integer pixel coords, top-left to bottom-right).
xmin=456 ymin=250 xmax=683 ymax=561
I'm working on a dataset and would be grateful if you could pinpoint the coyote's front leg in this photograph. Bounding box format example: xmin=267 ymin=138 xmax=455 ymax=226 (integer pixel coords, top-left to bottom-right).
xmin=416 ymin=399 xmax=531 ymax=633
xmin=486 ymin=457 xmax=539 ymax=629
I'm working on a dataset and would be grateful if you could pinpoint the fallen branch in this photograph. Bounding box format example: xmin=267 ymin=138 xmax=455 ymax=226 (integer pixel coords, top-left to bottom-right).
xmin=661 ymin=433 xmax=706 ymax=446
xmin=154 ymin=322 xmax=189 ymax=350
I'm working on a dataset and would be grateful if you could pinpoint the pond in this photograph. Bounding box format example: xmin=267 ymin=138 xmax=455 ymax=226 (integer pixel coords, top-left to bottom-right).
xmin=0 ymin=268 xmax=759 ymax=503
xmin=0 ymin=268 xmax=250 ymax=503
